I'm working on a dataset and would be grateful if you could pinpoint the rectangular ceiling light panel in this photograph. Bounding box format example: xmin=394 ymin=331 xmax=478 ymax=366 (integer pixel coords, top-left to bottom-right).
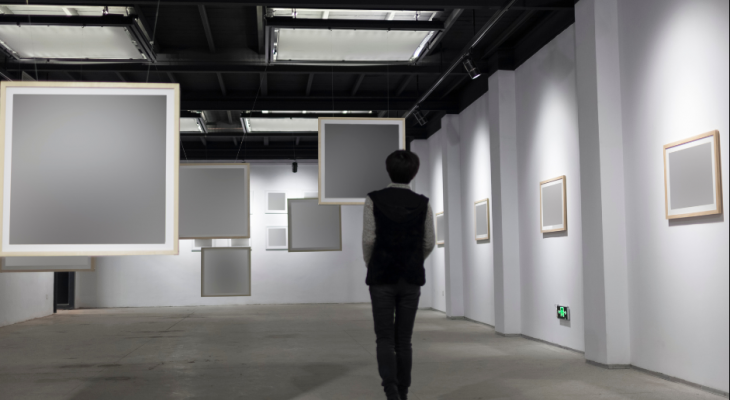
xmin=246 ymin=118 xmax=319 ymax=132
xmin=0 ymin=25 xmax=145 ymax=60
xmin=269 ymin=8 xmax=437 ymax=21
xmin=276 ymin=29 xmax=431 ymax=62
xmin=180 ymin=117 xmax=205 ymax=133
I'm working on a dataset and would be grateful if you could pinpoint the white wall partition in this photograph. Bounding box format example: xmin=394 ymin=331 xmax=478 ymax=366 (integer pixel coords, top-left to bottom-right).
xmin=0 ymin=273 xmax=53 ymax=328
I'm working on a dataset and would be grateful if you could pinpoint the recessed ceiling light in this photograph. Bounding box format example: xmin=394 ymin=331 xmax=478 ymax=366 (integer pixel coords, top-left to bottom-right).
xmin=180 ymin=117 xmax=207 ymax=133
xmin=241 ymin=118 xmax=319 ymax=132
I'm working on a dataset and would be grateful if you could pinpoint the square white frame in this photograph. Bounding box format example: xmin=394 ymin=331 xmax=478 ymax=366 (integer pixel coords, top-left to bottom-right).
xmin=266 ymin=226 xmax=288 ymax=250
xmin=179 ymin=163 xmax=250 ymax=239
xmin=0 ymin=256 xmax=95 ymax=273
xmin=201 ymin=247 xmax=251 ymax=297
xmin=0 ymin=81 xmax=179 ymax=256
xmin=474 ymin=198 xmax=490 ymax=241
xmin=663 ymin=130 xmax=723 ymax=219
xmin=318 ymin=117 xmax=406 ymax=205
xmin=265 ymin=190 xmax=288 ymax=213
xmin=435 ymin=211 xmax=445 ymax=246
xmin=540 ymin=176 xmax=567 ymax=233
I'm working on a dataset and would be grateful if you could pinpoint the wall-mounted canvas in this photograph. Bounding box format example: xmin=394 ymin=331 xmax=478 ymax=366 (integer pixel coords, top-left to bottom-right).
xmin=540 ymin=176 xmax=567 ymax=233
xmin=179 ymin=164 xmax=250 ymax=239
xmin=474 ymin=199 xmax=490 ymax=241
xmin=0 ymin=81 xmax=179 ymax=257
xmin=435 ymin=212 xmax=445 ymax=245
xmin=0 ymin=256 xmax=94 ymax=272
xmin=266 ymin=226 xmax=288 ymax=250
xmin=201 ymin=247 xmax=251 ymax=297
xmin=318 ymin=118 xmax=405 ymax=205
xmin=287 ymin=198 xmax=342 ymax=252
xmin=664 ymin=130 xmax=723 ymax=219
xmin=266 ymin=191 xmax=288 ymax=213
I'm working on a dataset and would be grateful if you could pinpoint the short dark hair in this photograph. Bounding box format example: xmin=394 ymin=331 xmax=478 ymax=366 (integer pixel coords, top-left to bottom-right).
xmin=386 ymin=150 xmax=420 ymax=184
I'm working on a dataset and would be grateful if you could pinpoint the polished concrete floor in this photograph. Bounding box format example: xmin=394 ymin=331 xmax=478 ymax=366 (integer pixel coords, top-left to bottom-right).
xmin=0 ymin=304 xmax=723 ymax=400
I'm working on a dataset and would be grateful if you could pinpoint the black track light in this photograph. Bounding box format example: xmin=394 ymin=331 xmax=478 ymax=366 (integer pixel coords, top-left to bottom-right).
xmin=413 ymin=110 xmax=427 ymax=126
xmin=462 ymin=55 xmax=481 ymax=80
xmin=292 ymin=161 xmax=298 ymax=173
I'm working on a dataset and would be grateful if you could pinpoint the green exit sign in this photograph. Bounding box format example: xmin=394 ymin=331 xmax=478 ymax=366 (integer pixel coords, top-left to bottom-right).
xmin=557 ymin=305 xmax=570 ymax=320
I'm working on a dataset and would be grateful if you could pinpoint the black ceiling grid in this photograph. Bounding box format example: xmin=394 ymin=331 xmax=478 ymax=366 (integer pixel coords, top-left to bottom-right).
xmin=0 ymin=0 xmax=576 ymax=160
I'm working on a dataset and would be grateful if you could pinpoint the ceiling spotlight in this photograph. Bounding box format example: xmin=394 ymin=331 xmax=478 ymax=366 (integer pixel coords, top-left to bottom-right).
xmin=462 ymin=55 xmax=481 ymax=80
xmin=292 ymin=161 xmax=298 ymax=173
xmin=413 ymin=110 xmax=427 ymax=126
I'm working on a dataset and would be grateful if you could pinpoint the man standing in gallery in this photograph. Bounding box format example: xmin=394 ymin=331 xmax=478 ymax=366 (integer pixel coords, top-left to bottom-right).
xmin=362 ymin=150 xmax=436 ymax=400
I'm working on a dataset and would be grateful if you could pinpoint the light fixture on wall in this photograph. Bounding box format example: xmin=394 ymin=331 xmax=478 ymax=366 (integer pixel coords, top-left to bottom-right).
xmin=462 ymin=55 xmax=481 ymax=80
xmin=413 ymin=109 xmax=427 ymax=126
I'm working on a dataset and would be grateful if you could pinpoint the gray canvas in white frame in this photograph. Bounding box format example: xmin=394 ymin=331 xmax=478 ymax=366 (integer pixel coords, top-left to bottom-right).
xmin=201 ymin=247 xmax=251 ymax=297
xmin=0 ymin=256 xmax=94 ymax=272
xmin=0 ymin=82 xmax=179 ymax=256
xmin=319 ymin=118 xmax=405 ymax=204
xmin=436 ymin=212 xmax=445 ymax=245
xmin=266 ymin=226 xmax=288 ymax=250
xmin=287 ymin=198 xmax=342 ymax=252
xmin=474 ymin=199 xmax=489 ymax=240
xmin=266 ymin=191 xmax=287 ymax=213
xmin=179 ymin=164 xmax=250 ymax=239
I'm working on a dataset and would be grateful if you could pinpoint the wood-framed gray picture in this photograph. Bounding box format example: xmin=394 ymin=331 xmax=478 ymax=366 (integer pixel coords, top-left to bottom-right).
xmin=474 ymin=198 xmax=490 ymax=241
xmin=663 ymin=130 xmax=723 ymax=219
xmin=179 ymin=163 xmax=250 ymax=239
xmin=0 ymin=81 xmax=180 ymax=257
xmin=318 ymin=117 xmax=406 ymax=205
xmin=287 ymin=198 xmax=342 ymax=252
xmin=201 ymin=247 xmax=251 ymax=297
xmin=540 ymin=176 xmax=567 ymax=233
xmin=266 ymin=190 xmax=288 ymax=213
xmin=0 ymin=256 xmax=95 ymax=273
xmin=435 ymin=211 xmax=445 ymax=245
xmin=266 ymin=226 xmax=288 ymax=250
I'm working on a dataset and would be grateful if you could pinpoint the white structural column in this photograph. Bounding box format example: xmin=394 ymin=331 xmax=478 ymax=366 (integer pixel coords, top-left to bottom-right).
xmin=488 ymin=70 xmax=522 ymax=335
xmin=441 ymin=115 xmax=465 ymax=318
xmin=574 ymin=0 xmax=631 ymax=366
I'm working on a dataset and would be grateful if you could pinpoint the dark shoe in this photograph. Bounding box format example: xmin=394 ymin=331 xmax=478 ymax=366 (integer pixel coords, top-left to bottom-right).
xmin=399 ymin=392 xmax=408 ymax=400
xmin=385 ymin=385 xmax=402 ymax=400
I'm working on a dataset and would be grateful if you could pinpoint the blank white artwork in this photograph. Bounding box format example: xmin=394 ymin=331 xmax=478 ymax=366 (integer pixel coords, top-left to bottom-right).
xmin=664 ymin=131 xmax=723 ymax=219
xmin=0 ymin=81 xmax=179 ymax=256
xmin=319 ymin=118 xmax=405 ymax=204
xmin=288 ymin=198 xmax=342 ymax=252
xmin=179 ymin=164 xmax=250 ymax=239
xmin=474 ymin=199 xmax=490 ymax=241
xmin=0 ymin=256 xmax=94 ymax=272
xmin=540 ymin=176 xmax=567 ymax=233
xmin=266 ymin=226 xmax=288 ymax=250
xmin=266 ymin=191 xmax=288 ymax=213
xmin=436 ymin=212 xmax=445 ymax=245
xmin=201 ymin=247 xmax=251 ymax=297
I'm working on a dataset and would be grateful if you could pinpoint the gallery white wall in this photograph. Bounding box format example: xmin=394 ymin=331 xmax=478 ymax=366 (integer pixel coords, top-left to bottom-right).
xmin=76 ymin=164 xmax=371 ymax=307
xmin=616 ymin=0 xmax=729 ymax=392
xmin=0 ymin=272 xmax=53 ymax=328
xmin=421 ymin=130 xmax=446 ymax=313
xmin=409 ymin=139 xmax=435 ymax=310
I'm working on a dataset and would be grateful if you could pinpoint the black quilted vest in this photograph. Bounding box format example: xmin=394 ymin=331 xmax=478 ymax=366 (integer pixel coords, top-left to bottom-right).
xmin=366 ymin=187 xmax=429 ymax=286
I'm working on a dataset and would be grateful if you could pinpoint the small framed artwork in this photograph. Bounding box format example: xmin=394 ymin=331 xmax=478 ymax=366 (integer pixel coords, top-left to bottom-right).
xmin=474 ymin=199 xmax=490 ymax=241
xmin=435 ymin=212 xmax=445 ymax=245
xmin=266 ymin=226 xmax=288 ymax=250
xmin=663 ymin=130 xmax=723 ymax=219
xmin=0 ymin=256 xmax=95 ymax=273
xmin=266 ymin=191 xmax=288 ymax=213
xmin=288 ymin=198 xmax=342 ymax=252
xmin=201 ymin=247 xmax=251 ymax=297
xmin=540 ymin=176 xmax=567 ymax=233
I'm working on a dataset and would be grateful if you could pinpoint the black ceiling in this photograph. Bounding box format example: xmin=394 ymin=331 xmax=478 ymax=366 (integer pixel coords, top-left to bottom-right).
xmin=0 ymin=0 xmax=575 ymax=160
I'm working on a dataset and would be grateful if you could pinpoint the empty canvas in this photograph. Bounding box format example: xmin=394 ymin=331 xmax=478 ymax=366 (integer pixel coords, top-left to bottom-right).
xmin=201 ymin=247 xmax=251 ymax=297
xmin=266 ymin=227 xmax=288 ymax=250
xmin=664 ymin=131 xmax=722 ymax=219
xmin=0 ymin=82 xmax=179 ymax=256
xmin=288 ymin=198 xmax=341 ymax=252
xmin=540 ymin=176 xmax=567 ymax=233
xmin=475 ymin=199 xmax=489 ymax=240
xmin=319 ymin=118 xmax=405 ymax=204
xmin=179 ymin=164 xmax=250 ymax=239
xmin=436 ymin=212 xmax=445 ymax=245
xmin=266 ymin=191 xmax=287 ymax=213
xmin=0 ymin=256 xmax=93 ymax=272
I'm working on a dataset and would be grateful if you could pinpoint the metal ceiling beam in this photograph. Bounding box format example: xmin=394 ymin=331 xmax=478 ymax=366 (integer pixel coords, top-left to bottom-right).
xmin=0 ymin=14 xmax=133 ymax=26
xmin=266 ymin=17 xmax=444 ymax=31
xmin=256 ymin=6 xmax=265 ymax=55
xmin=166 ymin=72 xmax=177 ymax=83
xmin=181 ymin=97 xmax=457 ymax=112
xmin=417 ymin=8 xmax=463 ymax=61
xmin=395 ymin=75 xmax=413 ymax=96
xmin=217 ymin=73 xmax=227 ymax=95
xmin=479 ymin=9 xmax=535 ymax=60
xmin=259 ymin=72 xmax=268 ymax=96
xmin=198 ymin=5 xmax=216 ymax=53
xmin=305 ymin=73 xmax=314 ymax=95
xmin=351 ymin=74 xmax=365 ymax=96
xmin=115 ymin=72 xmax=127 ymax=82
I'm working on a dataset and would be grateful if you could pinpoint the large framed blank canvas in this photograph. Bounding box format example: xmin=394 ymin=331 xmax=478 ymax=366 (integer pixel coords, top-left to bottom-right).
xmin=287 ymin=198 xmax=342 ymax=252
xmin=474 ymin=199 xmax=490 ymax=241
xmin=179 ymin=164 xmax=250 ymax=239
xmin=435 ymin=212 xmax=445 ymax=245
xmin=540 ymin=176 xmax=567 ymax=233
xmin=266 ymin=226 xmax=288 ymax=250
xmin=0 ymin=81 xmax=179 ymax=256
xmin=319 ymin=118 xmax=405 ymax=205
xmin=266 ymin=191 xmax=287 ymax=213
xmin=664 ymin=130 xmax=723 ymax=219
xmin=0 ymin=256 xmax=94 ymax=272
xmin=201 ymin=247 xmax=251 ymax=297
